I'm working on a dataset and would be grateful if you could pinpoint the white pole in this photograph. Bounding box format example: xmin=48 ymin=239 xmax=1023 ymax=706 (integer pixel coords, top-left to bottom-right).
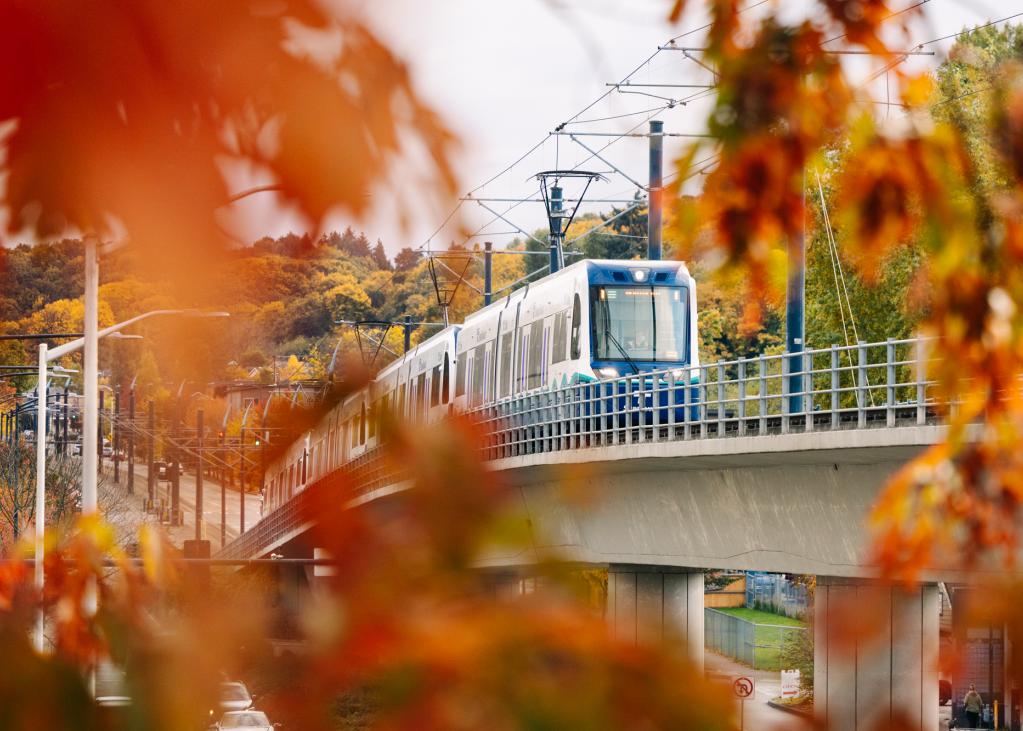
xmin=34 ymin=343 xmax=47 ymax=652
xmin=82 ymin=236 xmax=98 ymax=516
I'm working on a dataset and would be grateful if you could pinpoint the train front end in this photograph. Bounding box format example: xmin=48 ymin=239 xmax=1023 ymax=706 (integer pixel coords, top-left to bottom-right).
xmin=585 ymin=260 xmax=700 ymax=422
xmin=587 ymin=260 xmax=698 ymax=377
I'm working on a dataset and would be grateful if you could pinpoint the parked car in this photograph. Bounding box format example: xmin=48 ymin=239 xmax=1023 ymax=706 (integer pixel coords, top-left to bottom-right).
xmin=212 ymin=710 xmax=279 ymax=730
xmin=102 ymin=445 xmax=113 ymax=458
xmin=217 ymin=681 xmax=254 ymax=712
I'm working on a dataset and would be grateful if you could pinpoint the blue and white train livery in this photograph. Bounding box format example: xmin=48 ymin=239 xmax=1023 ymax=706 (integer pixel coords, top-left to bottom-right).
xmin=263 ymin=258 xmax=699 ymax=512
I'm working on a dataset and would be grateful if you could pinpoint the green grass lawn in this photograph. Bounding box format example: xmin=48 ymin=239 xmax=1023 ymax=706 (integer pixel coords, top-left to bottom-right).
xmin=716 ymin=607 xmax=805 ymax=627
xmin=715 ymin=608 xmax=806 ymax=670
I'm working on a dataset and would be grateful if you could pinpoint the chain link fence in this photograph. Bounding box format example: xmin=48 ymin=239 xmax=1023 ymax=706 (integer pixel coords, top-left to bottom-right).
xmin=705 ymin=608 xmax=808 ymax=671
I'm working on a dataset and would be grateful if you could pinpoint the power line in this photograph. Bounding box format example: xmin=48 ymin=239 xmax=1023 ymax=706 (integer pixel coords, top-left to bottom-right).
xmin=418 ymin=0 xmax=772 ymax=253
xmin=918 ymin=9 xmax=1023 ymax=47
xmin=821 ymin=0 xmax=931 ymax=45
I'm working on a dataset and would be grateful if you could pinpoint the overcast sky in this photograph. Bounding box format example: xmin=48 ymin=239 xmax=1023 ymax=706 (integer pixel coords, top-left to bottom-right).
xmin=14 ymin=0 xmax=1006 ymax=256
xmin=281 ymin=0 xmax=999 ymax=258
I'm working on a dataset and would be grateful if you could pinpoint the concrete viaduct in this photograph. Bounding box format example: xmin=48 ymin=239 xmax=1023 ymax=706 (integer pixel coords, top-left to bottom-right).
xmin=222 ymin=338 xmax=966 ymax=731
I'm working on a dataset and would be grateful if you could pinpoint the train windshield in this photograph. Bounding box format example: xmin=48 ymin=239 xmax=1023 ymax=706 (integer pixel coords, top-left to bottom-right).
xmin=591 ymin=285 xmax=688 ymax=363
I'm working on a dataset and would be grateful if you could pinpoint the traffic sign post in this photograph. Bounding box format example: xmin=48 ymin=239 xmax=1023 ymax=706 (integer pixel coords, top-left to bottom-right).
xmin=733 ymin=676 xmax=754 ymax=730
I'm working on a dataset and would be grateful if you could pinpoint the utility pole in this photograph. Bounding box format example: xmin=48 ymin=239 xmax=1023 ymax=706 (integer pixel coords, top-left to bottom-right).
xmin=239 ymin=426 xmax=246 ymax=535
xmin=98 ymin=389 xmax=104 ymax=468
xmin=127 ymin=386 xmax=135 ymax=495
xmin=483 ymin=241 xmax=493 ymax=306
xmin=786 ymin=176 xmax=806 ymax=415
xmin=113 ymin=386 xmax=120 ymax=484
xmin=403 ymin=316 xmax=412 ymax=354
xmin=220 ymin=433 xmax=226 ymax=548
xmin=195 ymin=409 xmax=203 ymax=541
xmin=61 ymin=388 xmax=68 ymax=456
xmin=147 ymin=401 xmax=155 ymax=505
xmin=648 ymin=120 xmax=663 ymax=261
xmin=170 ymin=400 xmax=180 ymax=525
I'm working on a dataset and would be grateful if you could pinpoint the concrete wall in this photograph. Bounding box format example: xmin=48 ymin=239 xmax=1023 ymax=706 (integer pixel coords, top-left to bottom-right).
xmin=815 ymin=577 xmax=940 ymax=731
xmin=606 ymin=566 xmax=704 ymax=673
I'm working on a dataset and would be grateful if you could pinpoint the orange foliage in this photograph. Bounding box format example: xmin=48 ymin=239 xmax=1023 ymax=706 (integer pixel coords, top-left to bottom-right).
xmin=667 ymin=0 xmax=1023 ymax=582
xmin=0 ymin=417 xmax=728 ymax=730
xmin=0 ymin=1 xmax=456 ymax=282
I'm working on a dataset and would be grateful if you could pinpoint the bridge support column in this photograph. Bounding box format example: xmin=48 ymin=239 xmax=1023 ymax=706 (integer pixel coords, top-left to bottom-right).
xmin=815 ymin=577 xmax=939 ymax=731
xmin=607 ymin=566 xmax=704 ymax=673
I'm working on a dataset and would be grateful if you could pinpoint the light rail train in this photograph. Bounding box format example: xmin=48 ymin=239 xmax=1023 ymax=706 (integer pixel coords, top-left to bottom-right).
xmin=263 ymin=258 xmax=699 ymax=512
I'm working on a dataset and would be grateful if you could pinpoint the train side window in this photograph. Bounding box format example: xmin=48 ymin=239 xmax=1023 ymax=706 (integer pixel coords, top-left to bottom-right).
xmin=570 ymin=293 xmax=582 ymax=360
xmin=415 ymin=372 xmax=427 ymax=419
xmin=552 ymin=311 xmax=567 ymax=364
xmin=519 ymin=327 xmax=528 ymax=392
xmin=483 ymin=343 xmax=492 ymax=402
xmin=456 ymin=351 xmax=468 ymax=397
xmin=472 ymin=344 xmax=486 ymax=405
xmin=528 ymin=320 xmax=543 ymax=389
xmin=430 ymin=365 xmax=441 ymax=407
xmin=442 ymin=353 xmax=450 ymax=404
xmin=500 ymin=332 xmax=513 ymax=398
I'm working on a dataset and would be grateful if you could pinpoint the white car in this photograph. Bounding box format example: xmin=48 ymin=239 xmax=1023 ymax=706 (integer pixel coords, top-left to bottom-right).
xmin=215 ymin=710 xmax=277 ymax=730
xmin=217 ymin=682 xmax=253 ymax=712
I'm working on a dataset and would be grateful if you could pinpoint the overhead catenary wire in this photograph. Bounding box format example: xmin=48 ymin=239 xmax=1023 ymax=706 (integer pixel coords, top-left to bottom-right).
xmin=419 ymin=0 xmax=774 ymax=254
xmin=415 ymin=0 xmax=1017 ymax=317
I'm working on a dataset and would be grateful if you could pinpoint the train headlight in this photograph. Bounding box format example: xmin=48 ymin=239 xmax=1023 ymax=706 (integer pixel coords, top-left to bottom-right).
xmin=632 ymin=268 xmax=648 ymax=282
xmin=598 ymin=367 xmax=619 ymax=378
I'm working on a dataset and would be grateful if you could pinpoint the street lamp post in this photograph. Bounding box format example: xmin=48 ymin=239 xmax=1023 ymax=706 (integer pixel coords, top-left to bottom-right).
xmin=32 ymin=298 xmax=228 ymax=652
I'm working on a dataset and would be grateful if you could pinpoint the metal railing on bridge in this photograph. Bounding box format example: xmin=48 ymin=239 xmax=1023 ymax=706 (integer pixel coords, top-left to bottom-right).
xmin=475 ymin=337 xmax=938 ymax=460
xmin=222 ymin=337 xmax=942 ymax=558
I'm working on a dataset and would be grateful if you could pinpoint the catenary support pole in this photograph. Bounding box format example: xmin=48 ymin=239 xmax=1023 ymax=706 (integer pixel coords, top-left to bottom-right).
xmin=648 ymin=120 xmax=663 ymax=261
xmin=239 ymin=427 xmax=246 ymax=535
xmin=404 ymin=315 xmax=412 ymax=354
xmin=61 ymin=388 xmax=68 ymax=456
xmin=220 ymin=438 xmax=226 ymax=548
xmin=195 ymin=409 xmax=203 ymax=541
xmin=127 ymin=387 xmax=135 ymax=495
xmin=34 ymin=343 xmax=47 ymax=652
xmin=98 ymin=389 xmax=104 ymax=467
xmin=549 ymin=186 xmax=564 ymax=274
xmin=113 ymin=386 xmax=120 ymax=484
xmin=147 ymin=401 xmax=155 ymax=504
xmin=786 ymin=175 xmax=806 ymax=415
xmin=484 ymin=241 xmax=493 ymax=306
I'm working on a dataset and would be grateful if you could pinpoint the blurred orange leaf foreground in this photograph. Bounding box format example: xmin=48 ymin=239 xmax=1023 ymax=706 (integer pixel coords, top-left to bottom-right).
xmin=0 ymin=417 xmax=732 ymax=731
xmin=667 ymin=0 xmax=1023 ymax=579
xmin=0 ymin=1 xmax=457 ymax=270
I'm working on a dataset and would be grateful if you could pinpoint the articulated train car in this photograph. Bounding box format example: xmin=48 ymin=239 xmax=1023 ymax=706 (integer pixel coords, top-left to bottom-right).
xmin=263 ymin=258 xmax=698 ymax=512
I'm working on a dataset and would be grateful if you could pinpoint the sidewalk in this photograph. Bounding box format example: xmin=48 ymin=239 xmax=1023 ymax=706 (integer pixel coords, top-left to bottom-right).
xmin=705 ymin=651 xmax=812 ymax=731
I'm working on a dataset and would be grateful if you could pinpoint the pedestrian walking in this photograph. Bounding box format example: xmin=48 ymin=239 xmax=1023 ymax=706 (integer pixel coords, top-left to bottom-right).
xmin=963 ymin=684 xmax=983 ymax=729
